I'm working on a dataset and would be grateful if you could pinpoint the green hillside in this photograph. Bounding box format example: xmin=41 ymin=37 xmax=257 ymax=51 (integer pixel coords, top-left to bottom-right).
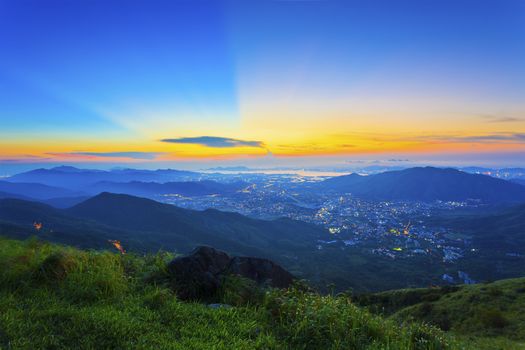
xmin=355 ymin=279 xmax=525 ymax=349
xmin=0 ymin=236 xmax=461 ymax=350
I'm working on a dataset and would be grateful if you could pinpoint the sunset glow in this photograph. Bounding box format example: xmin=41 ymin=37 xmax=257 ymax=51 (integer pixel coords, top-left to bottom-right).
xmin=1 ymin=0 xmax=524 ymax=170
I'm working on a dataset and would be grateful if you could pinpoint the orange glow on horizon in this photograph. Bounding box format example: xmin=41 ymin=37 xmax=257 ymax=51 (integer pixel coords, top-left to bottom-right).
xmin=2 ymin=127 xmax=525 ymax=161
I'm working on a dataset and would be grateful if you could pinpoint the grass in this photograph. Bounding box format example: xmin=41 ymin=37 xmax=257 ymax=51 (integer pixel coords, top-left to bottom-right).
xmin=354 ymin=279 xmax=525 ymax=349
xmin=0 ymin=236 xmax=481 ymax=349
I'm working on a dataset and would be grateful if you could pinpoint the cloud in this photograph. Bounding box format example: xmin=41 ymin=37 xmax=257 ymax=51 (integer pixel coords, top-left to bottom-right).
xmin=161 ymin=136 xmax=266 ymax=148
xmin=0 ymin=155 xmax=51 ymax=163
xmin=48 ymin=152 xmax=164 ymax=160
xmin=478 ymin=114 xmax=524 ymax=123
xmin=388 ymin=159 xmax=410 ymax=162
xmin=420 ymin=133 xmax=525 ymax=144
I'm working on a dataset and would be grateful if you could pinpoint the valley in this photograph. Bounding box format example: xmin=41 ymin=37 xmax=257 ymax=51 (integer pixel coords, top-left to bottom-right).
xmin=1 ymin=166 xmax=524 ymax=293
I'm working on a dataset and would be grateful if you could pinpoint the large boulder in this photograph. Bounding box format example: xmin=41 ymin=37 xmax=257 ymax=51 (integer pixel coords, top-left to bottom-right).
xmin=167 ymin=246 xmax=294 ymax=300
xmin=167 ymin=246 xmax=230 ymax=300
xmin=227 ymin=256 xmax=294 ymax=289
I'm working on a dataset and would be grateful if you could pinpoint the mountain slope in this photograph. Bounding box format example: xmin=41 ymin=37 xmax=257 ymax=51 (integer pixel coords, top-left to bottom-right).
xmin=356 ymin=277 xmax=525 ymax=348
xmin=85 ymin=180 xmax=248 ymax=198
xmin=318 ymin=167 xmax=525 ymax=203
xmin=511 ymin=178 xmax=525 ymax=187
xmin=0 ymin=180 xmax=82 ymax=200
xmin=0 ymin=193 xmax=325 ymax=265
xmin=0 ymin=190 xmax=33 ymax=201
xmin=67 ymin=192 xmax=323 ymax=254
xmin=430 ymin=204 xmax=525 ymax=253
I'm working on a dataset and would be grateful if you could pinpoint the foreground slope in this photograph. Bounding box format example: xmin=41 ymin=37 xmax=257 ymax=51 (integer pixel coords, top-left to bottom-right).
xmin=356 ymin=278 xmax=525 ymax=349
xmin=0 ymin=237 xmax=461 ymax=349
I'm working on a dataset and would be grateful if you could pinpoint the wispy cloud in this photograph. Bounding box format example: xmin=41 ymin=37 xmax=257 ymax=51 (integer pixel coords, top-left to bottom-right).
xmin=161 ymin=136 xmax=266 ymax=148
xmin=419 ymin=133 xmax=525 ymax=144
xmin=47 ymin=152 xmax=164 ymax=160
xmin=478 ymin=114 xmax=524 ymax=123
xmin=0 ymin=155 xmax=51 ymax=163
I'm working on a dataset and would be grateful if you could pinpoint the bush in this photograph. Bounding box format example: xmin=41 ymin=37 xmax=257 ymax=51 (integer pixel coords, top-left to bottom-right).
xmin=37 ymin=251 xmax=77 ymax=282
xmin=218 ymin=275 xmax=263 ymax=306
xmin=487 ymin=287 xmax=503 ymax=297
xmin=60 ymin=252 xmax=129 ymax=303
xmin=143 ymin=286 xmax=174 ymax=310
xmin=479 ymin=308 xmax=509 ymax=329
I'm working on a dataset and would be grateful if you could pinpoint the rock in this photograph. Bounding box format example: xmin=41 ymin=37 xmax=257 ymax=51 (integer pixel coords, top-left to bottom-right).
xmin=167 ymin=246 xmax=230 ymax=300
xmin=167 ymin=246 xmax=294 ymax=300
xmin=227 ymin=256 xmax=294 ymax=289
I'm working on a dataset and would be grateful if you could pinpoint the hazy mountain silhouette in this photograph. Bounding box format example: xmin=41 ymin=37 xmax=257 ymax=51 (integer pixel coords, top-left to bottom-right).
xmin=0 ymin=190 xmax=33 ymax=201
xmin=317 ymin=167 xmax=525 ymax=203
xmin=0 ymin=180 xmax=83 ymax=200
xmin=6 ymin=166 xmax=199 ymax=189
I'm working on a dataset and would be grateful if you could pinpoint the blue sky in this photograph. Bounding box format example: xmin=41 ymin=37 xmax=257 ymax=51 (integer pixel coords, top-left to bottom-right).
xmin=0 ymin=0 xmax=524 ymax=172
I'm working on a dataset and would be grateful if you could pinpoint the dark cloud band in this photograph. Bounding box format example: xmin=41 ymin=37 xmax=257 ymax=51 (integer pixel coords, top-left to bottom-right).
xmin=161 ymin=136 xmax=265 ymax=148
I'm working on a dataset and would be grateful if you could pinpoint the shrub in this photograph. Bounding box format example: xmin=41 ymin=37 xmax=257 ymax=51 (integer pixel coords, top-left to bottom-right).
xmin=143 ymin=286 xmax=174 ymax=310
xmin=60 ymin=252 xmax=129 ymax=303
xmin=479 ymin=308 xmax=509 ymax=329
xmin=487 ymin=287 xmax=503 ymax=297
xmin=36 ymin=251 xmax=77 ymax=282
xmin=217 ymin=275 xmax=263 ymax=306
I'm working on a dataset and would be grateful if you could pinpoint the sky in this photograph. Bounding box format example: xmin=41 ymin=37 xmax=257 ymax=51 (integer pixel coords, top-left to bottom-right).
xmin=1 ymin=0 xmax=524 ymax=172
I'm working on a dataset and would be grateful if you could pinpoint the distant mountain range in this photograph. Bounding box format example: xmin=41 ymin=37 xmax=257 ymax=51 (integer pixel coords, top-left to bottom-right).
xmin=316 ymin=167 xmax=525 ymax=203
xmin=0 ymin=180 xmax=84 ymax=200
xmin=0 ymin=166 xmax=248 ymax=206
xmin=6 ymin=166 xmax=200 ymax=189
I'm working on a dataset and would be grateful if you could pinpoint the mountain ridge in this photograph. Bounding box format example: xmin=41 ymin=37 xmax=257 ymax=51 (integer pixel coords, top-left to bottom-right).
xmin=317 ymin=167 xmax=525 ymax=203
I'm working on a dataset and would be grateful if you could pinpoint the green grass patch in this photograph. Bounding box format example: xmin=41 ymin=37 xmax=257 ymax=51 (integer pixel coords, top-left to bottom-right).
xmin=355 ymin=278 xmax=525 ymax=349
xmin=0 ymin=236 xmax=472 ymax=349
